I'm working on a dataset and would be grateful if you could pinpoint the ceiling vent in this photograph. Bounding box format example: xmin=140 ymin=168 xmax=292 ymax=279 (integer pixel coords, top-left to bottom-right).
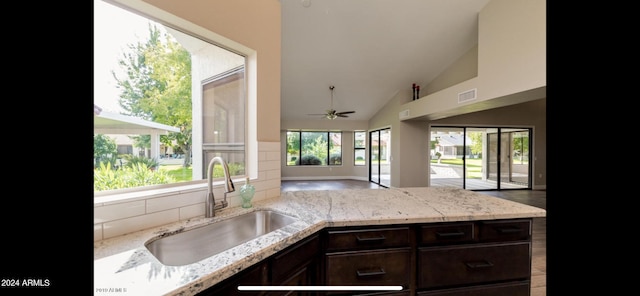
xmin=458 ymin=88 xmax=477 ymax=103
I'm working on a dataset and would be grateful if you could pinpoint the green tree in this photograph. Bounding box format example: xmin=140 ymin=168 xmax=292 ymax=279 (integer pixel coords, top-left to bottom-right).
xmin=113 ymin=24 xmax=193 ymax=167
xmin=287 ymin=132 xmax=300 ymax=156
xmin=94 ymin=134 xmax=118 ymax=168
xmin=129 ymin=134 xmax=150 ymax=157
xmin=512 ymin=134 xmax=529 ymax=161
xmin=468 ymin=132 xmax=483 ymax=156
xmin=301 ymin=132 xmax=328 ymax=164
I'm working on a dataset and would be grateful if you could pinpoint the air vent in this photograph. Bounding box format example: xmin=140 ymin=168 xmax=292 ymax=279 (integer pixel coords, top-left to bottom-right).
xmin=458 ymin=88 xmax=477 ymax=103
xmin=399 ymin=109 xmax=410 ymax=119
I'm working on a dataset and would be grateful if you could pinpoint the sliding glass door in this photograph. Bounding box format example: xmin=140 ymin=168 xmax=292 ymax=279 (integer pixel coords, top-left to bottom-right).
xmin=502 ymin=128 xmax=530 ymax=187
xmin=466 ymin=128 xmax=496 ymax=190
xmin=370 ymin=128 xmax=390 ymax=187
xmin=430 ymin=127 xmax=465 ymax=188
xmin=430 ymin=126 xmax=531 ymax=190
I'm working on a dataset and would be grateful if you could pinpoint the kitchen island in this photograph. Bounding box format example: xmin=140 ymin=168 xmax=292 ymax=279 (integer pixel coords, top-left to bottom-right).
xmin=94 ymin=187 xmax=546 ymax=296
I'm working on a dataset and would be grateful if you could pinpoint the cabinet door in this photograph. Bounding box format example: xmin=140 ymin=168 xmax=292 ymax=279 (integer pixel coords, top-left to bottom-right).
xmin=271 ymin=234 xmax=320 ymax=284
xmin=268 ymin=266 xmax=311 ymax=296
xmin=197 ymin=261 xmax=268 ymax=296
xmin=331 ymin=291 xmax=410 ymax=296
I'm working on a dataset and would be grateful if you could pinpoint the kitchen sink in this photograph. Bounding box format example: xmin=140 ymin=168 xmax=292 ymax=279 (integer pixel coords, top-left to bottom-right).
xmin=145 ymin=210 xmax=299 ymax=266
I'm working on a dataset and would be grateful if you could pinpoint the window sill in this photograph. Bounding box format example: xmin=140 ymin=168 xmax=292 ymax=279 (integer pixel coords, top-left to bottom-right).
xmin=94 ymin=181 xmax=228 ymax=206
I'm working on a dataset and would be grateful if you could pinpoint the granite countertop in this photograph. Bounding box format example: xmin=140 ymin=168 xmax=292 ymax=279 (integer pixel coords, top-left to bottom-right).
xmin=94 ymin=187 xmax=546 ymax=296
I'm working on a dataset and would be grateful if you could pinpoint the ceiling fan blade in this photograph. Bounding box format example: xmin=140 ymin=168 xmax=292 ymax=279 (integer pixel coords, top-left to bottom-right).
xmin=306 ymin=86 xmax=357 ymax=119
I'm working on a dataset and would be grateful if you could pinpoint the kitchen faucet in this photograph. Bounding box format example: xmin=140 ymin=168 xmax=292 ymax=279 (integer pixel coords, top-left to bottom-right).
xmin=205 ymin=157 xmax=235 ymax=218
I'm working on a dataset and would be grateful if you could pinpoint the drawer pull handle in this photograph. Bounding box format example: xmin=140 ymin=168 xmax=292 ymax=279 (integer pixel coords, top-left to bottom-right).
xmin=356 ymin=268 xmax=386 ymax=277
xmin=495 ymin=226 xmax=523 ymax=234
xmin=435 ymin=231 xmax=465 ymax=238
xmin=464 ymin=260 xmax=494 ymax=269
xmin=355 ymin=235 xmax=386 ymax=243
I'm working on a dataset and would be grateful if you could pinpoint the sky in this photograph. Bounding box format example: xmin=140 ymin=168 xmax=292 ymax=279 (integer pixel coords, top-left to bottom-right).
xmin=93 ymin=0 xmax=163 ymax=113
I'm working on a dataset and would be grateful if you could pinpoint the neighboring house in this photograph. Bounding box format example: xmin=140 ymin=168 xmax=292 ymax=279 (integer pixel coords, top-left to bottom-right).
xmin=432 ymin=133 xmax=472 ymax=159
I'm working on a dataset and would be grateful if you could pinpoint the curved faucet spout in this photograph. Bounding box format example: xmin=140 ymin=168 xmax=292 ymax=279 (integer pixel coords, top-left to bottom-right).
xmin=206 ymin=157 xmax=236 ymax=218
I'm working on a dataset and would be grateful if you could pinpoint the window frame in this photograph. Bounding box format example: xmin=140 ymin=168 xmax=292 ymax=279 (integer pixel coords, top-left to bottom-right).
xmin=354 ymin=131 xmax=366 ymax=166
xmin=285 ymin=130 xmax=343 ymax=166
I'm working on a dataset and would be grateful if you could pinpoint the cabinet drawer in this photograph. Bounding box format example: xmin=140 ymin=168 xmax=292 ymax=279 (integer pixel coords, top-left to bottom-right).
xmin=419 ymin=222 xmax=475 ymax=245
xmin=326 ymin=227 xmax=410 ymax=251
xmin=417 ymin=242 xmax=530 ymax=289
xmin=326 ymin=248 xmax=411 ymax=287
xmin=478 ymin=219 xmax=531 ymax=242
xmin=417 ymin=281 xmax=530 ymax=296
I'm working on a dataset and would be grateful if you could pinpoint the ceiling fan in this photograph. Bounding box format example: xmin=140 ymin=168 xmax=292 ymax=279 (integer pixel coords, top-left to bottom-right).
xmin=308 ymin=86 xmax=356 ymax=119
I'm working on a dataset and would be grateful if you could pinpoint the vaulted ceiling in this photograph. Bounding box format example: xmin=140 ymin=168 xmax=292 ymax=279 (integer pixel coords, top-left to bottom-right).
xmin=280 ymin=0 xmax=491 ymax=121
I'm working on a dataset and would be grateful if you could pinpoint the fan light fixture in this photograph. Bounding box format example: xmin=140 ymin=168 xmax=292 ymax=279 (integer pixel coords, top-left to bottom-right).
xmin=307 ymin=85 xmax=356 ymax=120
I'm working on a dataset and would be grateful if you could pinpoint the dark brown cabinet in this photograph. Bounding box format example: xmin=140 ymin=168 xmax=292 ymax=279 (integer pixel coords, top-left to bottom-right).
xmin=196 ymin=234 xmax=319 ymax=296
xmin=199 ymin=218 xmax=533 ymax=296
xmin=270 ymin=234 xmax=320 ymax=296
xmin=196 ymin=260 xmax=268 ymax=296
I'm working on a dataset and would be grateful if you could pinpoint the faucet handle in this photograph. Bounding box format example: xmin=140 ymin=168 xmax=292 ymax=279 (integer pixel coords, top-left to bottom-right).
xmin=226 ymin=178 xmax=235 ymax=193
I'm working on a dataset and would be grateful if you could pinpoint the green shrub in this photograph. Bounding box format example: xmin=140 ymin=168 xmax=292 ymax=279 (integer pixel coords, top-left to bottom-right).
xmin=207 ymin=162 xmax=245 ymax=178
xmin=295 ymin=155 xmax=322 ymax=165
xmin=94 ymin=162 xmax=174 ymax=191
xmin=122 ymin=155 xmax=159 ymax=170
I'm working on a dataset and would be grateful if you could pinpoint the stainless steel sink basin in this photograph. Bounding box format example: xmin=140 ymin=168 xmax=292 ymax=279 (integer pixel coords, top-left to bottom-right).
xmin=145 ymin=210 xmax=298 ymax=266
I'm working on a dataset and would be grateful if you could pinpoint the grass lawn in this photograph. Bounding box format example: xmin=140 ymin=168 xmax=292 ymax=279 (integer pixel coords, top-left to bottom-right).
xmin=159 ymin=164 xmax=193 ymax=182
xmin=431 ymin=158 xmax=482 ymax=178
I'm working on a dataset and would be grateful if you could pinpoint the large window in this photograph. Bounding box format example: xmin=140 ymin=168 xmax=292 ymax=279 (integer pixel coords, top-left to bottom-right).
xmin=286 ymin=131 xmax=342 ymax=166
xmin=94 ymin=0 xmax=247 ymax=194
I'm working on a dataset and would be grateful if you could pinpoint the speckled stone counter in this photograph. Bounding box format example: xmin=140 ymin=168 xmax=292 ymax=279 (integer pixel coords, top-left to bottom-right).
xmin=94 ymin=187 xmax=546 ymax=296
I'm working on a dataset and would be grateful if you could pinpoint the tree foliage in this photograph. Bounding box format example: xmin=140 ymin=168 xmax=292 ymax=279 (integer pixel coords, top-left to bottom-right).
xmin=301 ymin=133 xmax=328 ymax=164
xmin=94 ymin=134 xmax=118 ymax=167
xmin=113 ymin=24 xmax=193 ymax=167
xmin=468 ymin=132 xmax=484 ymax=156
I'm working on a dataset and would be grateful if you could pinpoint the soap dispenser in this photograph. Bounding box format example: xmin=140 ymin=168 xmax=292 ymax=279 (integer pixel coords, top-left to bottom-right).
xmin=240 ymin=177 xmax=255 ymax=208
